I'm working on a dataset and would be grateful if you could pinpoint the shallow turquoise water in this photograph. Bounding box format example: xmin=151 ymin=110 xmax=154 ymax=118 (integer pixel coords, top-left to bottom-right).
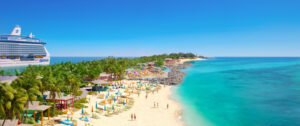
xmin=173 ymin=57 xmax=300 ymax=126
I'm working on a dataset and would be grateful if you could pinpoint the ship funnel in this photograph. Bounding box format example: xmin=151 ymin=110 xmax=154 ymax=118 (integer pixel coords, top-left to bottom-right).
xmin=10 ymin=25 xmax=21 ymax=36
xmin=29 ymin=32 xmax=34 ymax=38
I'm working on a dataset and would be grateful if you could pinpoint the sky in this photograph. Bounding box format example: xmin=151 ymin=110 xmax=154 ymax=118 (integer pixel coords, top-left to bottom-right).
xmin=0 ymin=0 xmax=300 ymax=57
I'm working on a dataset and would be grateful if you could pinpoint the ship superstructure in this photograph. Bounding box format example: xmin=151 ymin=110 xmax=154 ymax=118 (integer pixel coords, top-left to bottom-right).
xmin=0 ymin=25 xmax=50 ymax=66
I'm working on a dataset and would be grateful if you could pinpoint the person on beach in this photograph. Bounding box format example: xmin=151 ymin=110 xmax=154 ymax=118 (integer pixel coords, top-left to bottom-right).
xmin=131 ymin=114 xmax=133 ymax=120
xmin=134 ymin=114 xmax=136 ymax=120
xmin=154 ymin=102 xmax=156 ymax=108
xmin=146 ymin=94 xmax=148 ymax=99
xmin=167 ymin=104 xmax=169 ymax=109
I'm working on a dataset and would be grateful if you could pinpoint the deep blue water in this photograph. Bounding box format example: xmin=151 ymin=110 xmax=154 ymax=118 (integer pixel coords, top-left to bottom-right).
xmin=0 ymin=57 xmax=104 ymax=74
xmin=173 ymin=57 xmax=300 ymax=126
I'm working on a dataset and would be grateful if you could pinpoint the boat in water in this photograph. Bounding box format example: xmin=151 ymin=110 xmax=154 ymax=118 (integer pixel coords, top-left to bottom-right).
xmin=0 ymin=25 xmax=50 ymax=67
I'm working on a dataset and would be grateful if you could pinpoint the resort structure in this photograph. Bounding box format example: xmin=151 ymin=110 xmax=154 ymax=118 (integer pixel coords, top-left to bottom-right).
xmin=0 ymin=75 xmax=18 ymax=84
xmin=164 ymin=58 xmax=178 ymax=65
xmin=0 ymin=25 xmax=50 ymax=66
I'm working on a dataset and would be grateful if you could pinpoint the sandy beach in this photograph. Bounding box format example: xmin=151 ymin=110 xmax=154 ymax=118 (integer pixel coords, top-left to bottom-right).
xmin=179 ymin=58 xmax=206 ymax=64
xmin=55 ymin=81 xmax=184 ymax=126
xmin=53 ymin=58 xmax=205 ymax=126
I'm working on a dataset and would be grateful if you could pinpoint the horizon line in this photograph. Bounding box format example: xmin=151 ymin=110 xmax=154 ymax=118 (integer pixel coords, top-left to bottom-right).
xmin=50 ymin=56 xmax=300 ymax=58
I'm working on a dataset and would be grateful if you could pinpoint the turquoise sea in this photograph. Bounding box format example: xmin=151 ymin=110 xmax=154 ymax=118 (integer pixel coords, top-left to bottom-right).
xmin=173 ymin=57 xmax=300 ymax=126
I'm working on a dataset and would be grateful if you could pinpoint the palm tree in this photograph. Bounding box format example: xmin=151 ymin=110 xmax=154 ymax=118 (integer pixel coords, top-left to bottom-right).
xmin=11 ymin=75 xmax=41 ymax=122
xmin=0 ymin=83 xmax=14 ymax=126
xmin=65 ymin=73 xmax=80 ymax=97
xmin=0 ymin=69 xmax=5 ymax=76
xmin=40 ymin=71 xmax=56 ymax=95
xmin=7 ymin=88 xmax=27 ymax=122
xmin=0 ymin=83 xmax=27 ymax=126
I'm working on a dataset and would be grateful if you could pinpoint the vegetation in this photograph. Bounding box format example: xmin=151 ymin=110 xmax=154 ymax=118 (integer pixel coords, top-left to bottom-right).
xmin=88 ymin=91 xmax=97 ymax=95
xmin=0 ymin=69 xmax=4 ymax=76
xmin=0 ymin=52 xmax=199 ymax=125
xmin=0 ymin=83 xmax=27 ymax=126
xmin=73 ymin=98 xmax=88 ymax=109
xmin=154 ymin=59 xmax=164 ymax=67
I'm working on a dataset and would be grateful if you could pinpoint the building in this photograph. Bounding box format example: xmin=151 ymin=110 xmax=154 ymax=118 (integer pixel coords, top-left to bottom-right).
xmin=99 ymin=72 xmax=111 ymax=81
xmin=164 ymin=58 xmax=177 ymax=64
xmin=0 ymin=25 xmax=50 ymax=66
xmin=0 ymin=75 xmax=18 ymax=84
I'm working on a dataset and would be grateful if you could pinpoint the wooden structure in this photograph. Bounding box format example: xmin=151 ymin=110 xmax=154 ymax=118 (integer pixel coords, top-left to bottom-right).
xmin=99 ymin=72 xmax=111 ymax=80
xmin=0 ymin=75 xmax=18 ymax=84
xmin=25 ymin=101 xmax=51 ymax=126
xmin=92 ymin=79 xmax=108 ymax=85
xmin=44 ymin=92 xmax=74 ymax=110
xmin=164 ymin=58 xmax=177 ymax=64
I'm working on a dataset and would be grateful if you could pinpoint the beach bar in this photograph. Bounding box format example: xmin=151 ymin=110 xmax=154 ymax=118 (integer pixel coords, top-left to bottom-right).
xmin=99 ymin=72 xmax=111 ymax=80
xmin=25 ymin=101 xmax=51 ymax=125
xmin=164 ymin=58 xmax=177 ymax=65
xmin=44 ymin=92 xmax=74 ymax=110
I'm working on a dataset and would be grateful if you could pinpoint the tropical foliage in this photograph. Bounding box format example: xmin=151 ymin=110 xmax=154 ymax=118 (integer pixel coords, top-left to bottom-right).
xmin=0 ymin=52 xmax=199 ymax=125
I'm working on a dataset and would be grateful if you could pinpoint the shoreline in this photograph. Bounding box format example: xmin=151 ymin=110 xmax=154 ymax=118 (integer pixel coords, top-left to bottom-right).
xmin=179 ymin=57 xmax=206 ymax=64
xmin=55 ymin=82 xmax=185 ymax=126
xmin=157 ymin=58 xmax=206 ymax=85
xmin=169 ymin=85 xmax=185 ymax=126
xmin=168 ymin=58 xmax=207 ymax=126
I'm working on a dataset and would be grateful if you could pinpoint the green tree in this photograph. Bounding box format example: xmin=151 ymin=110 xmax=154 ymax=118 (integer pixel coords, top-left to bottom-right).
xmin=155 ymin=59 xmax=164 ymax=67
xmin=11 ymin=75 xmax=41 ymax=122
xmin=0 ymin=69 xmax=5 ymax=76
xmin=0 ymin=83 xmax=27 ymax=126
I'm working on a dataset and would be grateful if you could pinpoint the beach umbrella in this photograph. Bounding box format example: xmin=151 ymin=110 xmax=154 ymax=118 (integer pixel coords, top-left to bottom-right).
xmin=64 ymin=109 xmax=73 ymax=120
xmin=61 ymin=120 xmax=74 ymax=125
xmin=64 ymin=109 xmax=74 ymax=115
xmin=96 ymin=101 xmax=98 ymax=109
xmin=84 ymin=116 xmax=89 ymax=122
xmin=115 ymin=90 xmax=122 ymax=95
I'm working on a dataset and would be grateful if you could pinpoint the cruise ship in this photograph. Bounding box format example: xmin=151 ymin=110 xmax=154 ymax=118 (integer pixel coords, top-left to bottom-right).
xmin=0 ymin=25 xmax=50 ymax=66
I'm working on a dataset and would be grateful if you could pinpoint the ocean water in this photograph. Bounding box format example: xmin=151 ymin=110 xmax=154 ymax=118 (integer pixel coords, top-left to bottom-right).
xmin=0 ymin=57 xmax=104 ymax=74
xmin=173 ymin=57 xmax=300 ymax=126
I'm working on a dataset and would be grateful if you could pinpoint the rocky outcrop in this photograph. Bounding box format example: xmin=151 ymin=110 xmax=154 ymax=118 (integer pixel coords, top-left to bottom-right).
xmin=157 ymin=62 xmax=193 ymax=85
